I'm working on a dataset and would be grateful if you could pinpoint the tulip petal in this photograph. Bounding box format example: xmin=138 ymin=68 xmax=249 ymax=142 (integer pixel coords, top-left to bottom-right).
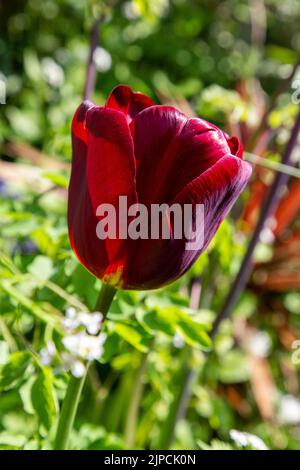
xmin=131 ymin=106 xmax=232 ymax=204
xmin=226 ymin=135 xmax=243 ymax=158
xmin=68 ymin=100 xmax=95 ymax=228
xmin=121 ymin=155 xmax=251 ymax=289
xmin=106 ymin=85 xmax=155 ymax=123
xmin=69 ymin=105 xmax=137 ymax=282
xmin=85 ymin=106 xmax=137 ymax=211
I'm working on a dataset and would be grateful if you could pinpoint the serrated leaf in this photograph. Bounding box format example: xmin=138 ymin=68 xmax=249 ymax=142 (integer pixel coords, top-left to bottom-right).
xmin=137 ymin=308 xmax=176 ymax=337
xmin=0 ymin=351 xmax=31 ymax=391
xmin=177 ymin=312 xmax=212 ymax=350
xmin=31 ymin=368 xmax=58 ymax=430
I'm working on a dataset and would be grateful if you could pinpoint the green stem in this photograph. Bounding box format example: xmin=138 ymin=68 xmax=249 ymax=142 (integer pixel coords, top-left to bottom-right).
xmin=156 ymin=349 xmax=190 ymax=450
xmin=124 ymin=351 xmax=148 ymax=448
xmin=53 ymin=370 xmax=87 ymax=450
xmin=53 ymin=282 xmax=117 ymax=450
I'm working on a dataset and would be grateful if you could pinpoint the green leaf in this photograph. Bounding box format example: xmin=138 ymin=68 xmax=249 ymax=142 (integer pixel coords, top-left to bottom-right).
xmin=42 ymin=171 xmax=69 ymax=188
xmin=114 ymin=323 xmax=151 ymax=352
xmin=177 ymin=313 xmax=212 ymax=350
xmin=0 ymin=341 xmax=10 ymax=365
xmin=1 ymin=281 xmax=63 ymax=332
xmin=218 ymin=351 xmax=249 ymax=384
xmin=31 ymin=368 xmax=58 ymax=430
xmin=0 ymin=431 xmax=27 ymax=449
xmin=137 ymin=308 xmax=176 ymax=337
xmin=19 ymin=376 xmax=36 ymax=415
xmin=148 ymin=305 xmax=212 ymax=350
xmin=28 ymin=256 xmax=54 ymax=281
xmin=0 ymin=352 xmax=31 ymax=391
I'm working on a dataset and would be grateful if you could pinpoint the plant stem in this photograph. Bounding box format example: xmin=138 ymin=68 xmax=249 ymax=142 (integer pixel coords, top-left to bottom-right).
xmin=53 ymin=370 xmax=87 ymax=451
xmin=156 ymin=349 xmax=191 ymax=450
xmin=211 ymin=109 xmax=300 ymax=338
xmin=124 ymin=351 xmax=148 ymax=448
xmin=162 ymin=271 xmax=215 ymax=449
xmin=53 ymin=283 xmax=117 ymax=450
xmin=83 ymin=16 xmax=104 ymax=101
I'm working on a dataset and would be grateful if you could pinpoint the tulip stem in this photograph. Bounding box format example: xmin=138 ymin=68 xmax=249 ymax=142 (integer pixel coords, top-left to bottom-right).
xmin=53 ymin=283 xmax=117 ymax=450
xmin=83 ymin=16 xmax=104 ymax=101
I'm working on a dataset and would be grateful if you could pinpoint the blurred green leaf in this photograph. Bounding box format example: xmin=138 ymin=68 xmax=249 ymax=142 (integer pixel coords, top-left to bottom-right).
xmin=0 ymin=352 xmax=31 ymax=391
xmin=31 ymin=368 xmax=58 ymax=430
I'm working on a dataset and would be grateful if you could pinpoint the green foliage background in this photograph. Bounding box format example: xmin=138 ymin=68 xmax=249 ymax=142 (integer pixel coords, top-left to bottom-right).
xmin=0 ymin=0 xmax=300 ymax=450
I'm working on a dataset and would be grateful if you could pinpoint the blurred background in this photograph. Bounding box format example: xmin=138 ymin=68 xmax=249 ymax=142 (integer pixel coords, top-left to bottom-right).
xmin=1 ymin=0 xmax=300 ymax=450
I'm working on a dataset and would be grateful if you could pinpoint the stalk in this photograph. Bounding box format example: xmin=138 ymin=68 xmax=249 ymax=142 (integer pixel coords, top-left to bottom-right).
xmin=83 ymin=16 xmax=104 ymax=101
xmin=124 ymin=352 xmax=148 ymax=448
xmin=53 ymin=283 xmax=116 ymax=450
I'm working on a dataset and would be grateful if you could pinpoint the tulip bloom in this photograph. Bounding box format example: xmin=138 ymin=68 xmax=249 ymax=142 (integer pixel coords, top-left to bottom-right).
xmin=68 ymin=85 xmax=251 ymax=289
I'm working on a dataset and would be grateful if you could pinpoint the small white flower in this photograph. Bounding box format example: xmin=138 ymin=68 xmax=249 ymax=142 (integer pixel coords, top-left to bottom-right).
xmin=229 ymin=429 xmax=248 ymax=447
xmin=63 ymin=308 xmax=103 ymax=334
xmin=247 ymin=434 xmax=268 ymax=450
xmin=62 ymin=334 xmax=79 ymax=354
xmin=62 ymin=332 xmax=106 ymax=361
xmin=78 ymin=312 xmax=103 ymax=335
xmin=40 ymin=342 xmax=56 ymax=366
xmin=277 ymin=395 xmax=300 ymax=425
xmin=63 ymin=307 xmax=79 ymax=330
xmin=66 ymin=307 xmax=76 ymax=318
xmin=229 ymin=429 xmax=268 ymax=450
xmin=62 ymin=317 xmax=79 ymax=330
xmin=71 ymin=360 xmax=86 ymax=378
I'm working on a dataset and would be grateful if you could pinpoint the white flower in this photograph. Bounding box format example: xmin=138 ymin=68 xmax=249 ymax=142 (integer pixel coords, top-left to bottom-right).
xmin=40 ymin=342 xmax=56 ymax=366
xmin=62 ymin=332 xmax=106 ymax=361
xmin=66 ymin=307 xmax=76 ymax=318
xmin=277 ymin=395 xmax=300 ymax=425
xmin=247 ymin=435 xmax=268 ymax=450
xmin=71 ymin=361 xmax=86 ymax=378
xmin=77 ymin=312 xmax=103 ymax=335
xmin=229 ymin=429 xmax=268 ymax=450
xmin=229 ymin=429 xmax=248 ymax=447
xmin=63 ymin=308 xmax=103 ymax=334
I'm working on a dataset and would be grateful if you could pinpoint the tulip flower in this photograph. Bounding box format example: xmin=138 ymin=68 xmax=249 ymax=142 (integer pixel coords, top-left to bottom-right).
xmin=68 ymin=85 xmax=251 ymax=290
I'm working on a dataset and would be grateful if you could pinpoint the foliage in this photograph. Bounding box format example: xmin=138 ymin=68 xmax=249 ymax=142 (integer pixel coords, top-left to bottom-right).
xmin=0 ymin=0 xmax=300 ymax=450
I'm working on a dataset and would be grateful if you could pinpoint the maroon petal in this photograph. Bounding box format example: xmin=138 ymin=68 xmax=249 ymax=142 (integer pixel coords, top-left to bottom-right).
xmin=121 ymin=155 xmax=252 ymax=290
xmin=106 ymin=85 xmax=155 ymax=123
xmin=68 ymin=104 xmax=137 ymax=284
xmin=68 ymin=100 xmax=95 ymax=229
xmin=131 ymin=106 xmax=232 ymax=205
xmin=226 ymin=135 xmax=243 ymax=158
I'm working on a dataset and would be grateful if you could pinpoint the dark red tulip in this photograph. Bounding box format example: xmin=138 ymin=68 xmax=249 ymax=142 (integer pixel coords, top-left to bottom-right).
xmin=68 ymin=85 xmax=251 ymax=290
